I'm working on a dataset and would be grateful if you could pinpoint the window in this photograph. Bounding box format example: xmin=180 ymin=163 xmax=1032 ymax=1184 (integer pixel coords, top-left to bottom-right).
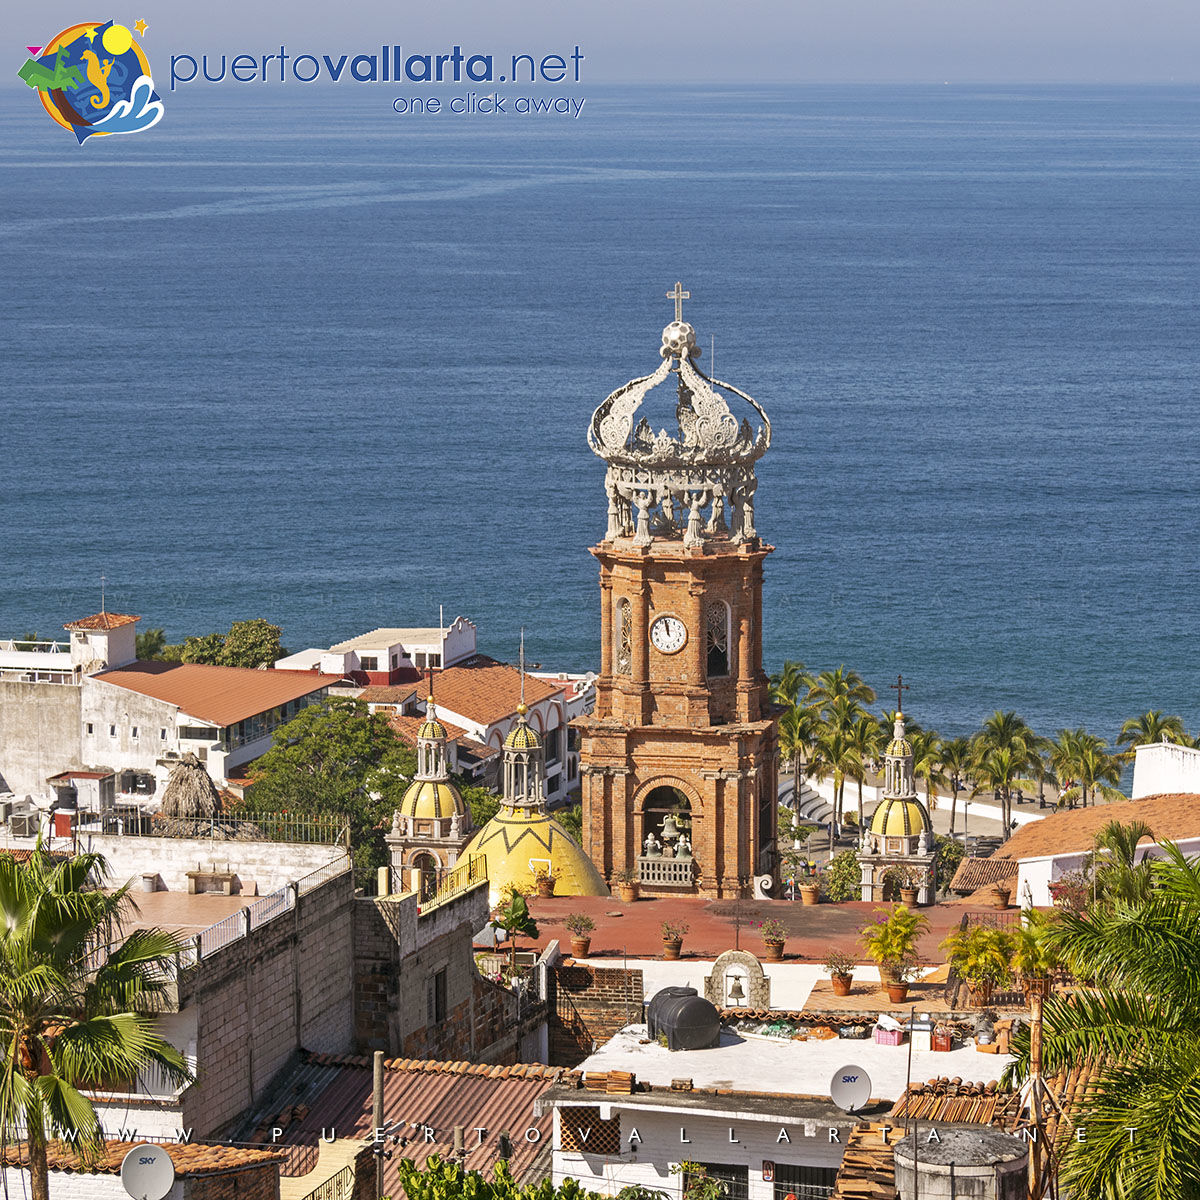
xmin=427 ymin=967 xmax=448 ymax=1024
xmin=86 ymin=723 xmax=94 ymax=735
xmin=391 ymin=653 xmax=398 ymax=669
xmin=131 ymin=726 xmax=139 ymax=740
xmin=707 ymin=601 xmax=730 ymax=677
xmin=693 ymin=1164 xmax=748 ymax=1200
xmin=109 ymin=724 xmax=116 ymax=737
xmin=774 ymin=1163 xmax=839 ymax=1200
xmin=615 ymin=598 xmax=632 ymax=675
xmin=180 ymin=726 xmax=218 ymax=742
xmin=360 ymin=655 xmax=379 ymax=672
xmin=160 ymin=728 xmax=167 ymax=740
xmin=429 ymin=653 xmax=442 ymax=669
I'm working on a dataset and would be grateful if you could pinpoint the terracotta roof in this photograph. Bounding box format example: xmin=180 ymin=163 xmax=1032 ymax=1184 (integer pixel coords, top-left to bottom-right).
xmin=0 ymin=849 xmax=68 ymax=864
xmin=63 ymin=612 xmax=140 ymax=631
xmin=94 ymin=661 xmax=342 ymax=727
xmin=0 ymin=1139 xmax=283 ymax=1176
xmin=47 ymin=769 xmax=114 ymax=781
xmin=991 ymin=793 xmax=1200 ymax=862
xmin=949 ymin=857 xmax=1019 ymax=894
xmin=890 ymin=1078 xmax=1008 ymax=1124
xmin=257 ymin=1054 xmax=563 ymax=1192
xmin=389 ymin=713 xmax=501 ymax=765
xmin=428 ymin=658 xmax=561 ymax=728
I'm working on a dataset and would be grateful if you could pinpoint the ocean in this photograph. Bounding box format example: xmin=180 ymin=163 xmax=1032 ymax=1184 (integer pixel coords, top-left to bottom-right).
xmin=1 ymin=84 xmax=1197 ymax=741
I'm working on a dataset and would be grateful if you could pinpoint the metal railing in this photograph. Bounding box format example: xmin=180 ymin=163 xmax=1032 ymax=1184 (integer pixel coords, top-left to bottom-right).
xmin=296 ymin=854 xmax=354 ymax=896
xmin=298 ymin=1164 xmax=355 ymax=1200
xmin=419 ymin=853 xmax=487 ymax=914
xmin=74 ymin=810 xmax=349 ymax=846
xmin=638 ymin=855 xmax=695 ymax=886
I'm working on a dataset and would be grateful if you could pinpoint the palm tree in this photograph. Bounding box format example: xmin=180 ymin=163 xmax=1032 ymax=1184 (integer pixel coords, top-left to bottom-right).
xmin=972 ymin=711 xmax=1037 ymax=837
xmin=808 ymin=725 xmax=859 ymax=826
xmin=778 ymin=702 xmax=821 ymax=796
xmin=938 ymin=736 xmax=972 ymax=837
xmin=1116 ymin=710 xmax=1188 ymax=758
xmin=0 ymin=848 xmax=191 ymax=1200
xmin=807 ymin=666 xmax=876 ymax=710
xmin=1053 ymin=728 xmax=1123 ymax=809
xmin=910 ymin=729 xmax=944 ymax=811
xmin=768 ymin=660 xmax=810 ymax=709
xmin=1004 ymin=842 xmax=1200 ymax=1200
xmin=846 ymin=714 xmax=883 ymax=828
xmin=1092 ymin=818 xmax=1156 ymax=906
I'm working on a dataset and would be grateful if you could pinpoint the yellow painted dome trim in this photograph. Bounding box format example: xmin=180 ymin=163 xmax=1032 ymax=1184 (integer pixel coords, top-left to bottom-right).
xmin=869 ymin=797 xmax=932 ymax=838
xmin=504 ymin=722 xmax=542 ymax=750
xmin=417 ymin=717 xmax=448 ymax=739
xmin=399 ymin=778 xmax=465 ymax=820
xmin=887 ymin=738 xmax=912 ymax=757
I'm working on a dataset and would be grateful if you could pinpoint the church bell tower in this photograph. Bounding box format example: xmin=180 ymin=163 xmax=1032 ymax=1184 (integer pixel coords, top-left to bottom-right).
xmin=574 ymin=286 xmax=779 ymax=899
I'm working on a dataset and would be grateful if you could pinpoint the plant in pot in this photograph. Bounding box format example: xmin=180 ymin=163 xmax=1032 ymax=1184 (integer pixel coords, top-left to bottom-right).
xmin=883 ymin=957 xmax=921 ymax=1004
xmin=899 ymin=867 xmax=923 ymax=908
xmin=791 ymin=860 xmax=821 ymax=905
xmin=759 ymin=918 xmax=788 ymax=962
xmin=860 ymin=904 xmax=929 ymax=998
xmin=1009 ymin=908 xmax=1060 ymax=1000
xmin=534 ymin=866 xmax=558 ymax=898
xmin=941 ymin=923 xmax=1014 ymax=1007
xmin=564 ymin=912 xmax=596 ymax=959
xmin=824 ymin=949 xmax=856 ymax=997
xmin=614 ymin=866 xmax=640 ymax=904
xmin=660 ymin=920 xmax=690 ymax=961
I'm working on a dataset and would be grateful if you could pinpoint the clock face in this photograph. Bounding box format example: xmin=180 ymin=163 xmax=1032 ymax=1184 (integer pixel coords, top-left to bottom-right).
xmin=650 ymin=614 xmax=688 ymax=654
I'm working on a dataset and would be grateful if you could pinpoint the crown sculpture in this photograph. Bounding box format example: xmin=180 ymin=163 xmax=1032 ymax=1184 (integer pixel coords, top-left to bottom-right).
xmin=588 ymin=283 xmax=771 ymax=549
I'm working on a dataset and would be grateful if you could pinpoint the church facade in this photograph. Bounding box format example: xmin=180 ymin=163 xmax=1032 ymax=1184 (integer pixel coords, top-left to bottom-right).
xmin=574 ymin=288 xmax=780 ymax=899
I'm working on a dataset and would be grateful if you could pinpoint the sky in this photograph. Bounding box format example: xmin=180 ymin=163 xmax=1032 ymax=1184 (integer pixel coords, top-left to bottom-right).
xmin=9 ymin=0 xmax=1200 ymax=84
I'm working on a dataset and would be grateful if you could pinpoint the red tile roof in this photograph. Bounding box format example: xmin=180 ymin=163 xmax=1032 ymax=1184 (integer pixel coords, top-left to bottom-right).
xmin=427 ymin=658 xmax=561 ymax=727
xmin=389 ymin=714 xmax=500 ymax=763
xmin=949 ymin=857 xmax=1019 ymax=894
xmin=991 ymin=793 xmax=1200 ymax=861
xmin=0 ymin=1139 xmax=283 ymax=1176
xmin=263 ymin=1055 xmax=564 ymax=1190
xmin=94 ymin=661 xmax=342 ymax=727
xmin=64 ymin=612 xmax=140 ymax=631
xmin=358 ymin=683 xmax=422 ymax=706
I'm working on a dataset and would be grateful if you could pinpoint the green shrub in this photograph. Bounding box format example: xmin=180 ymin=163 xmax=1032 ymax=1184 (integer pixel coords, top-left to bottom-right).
xmin=823 ymin=849 xmax=861 ymax=902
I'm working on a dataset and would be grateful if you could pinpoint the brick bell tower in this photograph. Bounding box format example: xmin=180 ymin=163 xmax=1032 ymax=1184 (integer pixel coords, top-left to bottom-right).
xmin=574 ymin=285 xmax=780 ymax=900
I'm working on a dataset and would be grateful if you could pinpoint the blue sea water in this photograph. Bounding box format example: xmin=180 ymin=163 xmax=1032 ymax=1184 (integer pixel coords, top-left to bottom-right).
xmin=1 ymin=84 xmax=1197 ymax=741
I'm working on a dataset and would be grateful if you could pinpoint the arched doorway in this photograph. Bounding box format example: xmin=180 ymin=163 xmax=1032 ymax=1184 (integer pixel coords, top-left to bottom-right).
xmin=411 ymin=852 xmax=440 ymax=901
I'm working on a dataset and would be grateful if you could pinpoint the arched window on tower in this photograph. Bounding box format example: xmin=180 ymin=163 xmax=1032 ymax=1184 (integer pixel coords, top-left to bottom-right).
xmin=706 ymin=601 xmax=730 ymax=677
xmin=615 ymin=598 xmax=632 ymax=676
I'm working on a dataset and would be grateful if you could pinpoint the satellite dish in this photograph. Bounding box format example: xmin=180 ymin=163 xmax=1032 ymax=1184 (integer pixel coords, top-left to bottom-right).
xmin=120 ymin=1143 xmax=176 ymax=1200
xmin=830 ymin=1065 xmax=872 ymax=1113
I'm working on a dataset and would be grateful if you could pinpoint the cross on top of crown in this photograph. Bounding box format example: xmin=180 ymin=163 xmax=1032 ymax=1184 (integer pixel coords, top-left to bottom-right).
xmin=892 ymin=673 xmax=910 ymax=713
xmin=666 ymin=281 xmax=690 ymax=324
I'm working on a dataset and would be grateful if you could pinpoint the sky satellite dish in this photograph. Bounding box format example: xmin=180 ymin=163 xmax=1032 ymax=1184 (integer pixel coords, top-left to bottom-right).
xmin=120 ymin=1143 xmax=176 ymax=1200
xmin=830 ymin=1065 xmax=872 ymax=1113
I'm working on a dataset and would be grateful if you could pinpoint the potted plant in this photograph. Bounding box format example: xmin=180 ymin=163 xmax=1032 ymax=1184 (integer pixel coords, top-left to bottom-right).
xmin=661 ymin=920 xmax=690 ymax=961
xmin=824 ymin=949 xmax=856 ymax=997
xmin=941 ymin=924 xmax=1014 ymax=1007
xmin=795 ymin=863 xmax=821 ymax=906
xmin=993 ymin=881 xmax=1012 ymax=910
xmin=615 ymin=867 xmax=640 ymax=904
xmin=534 ymin=866 xmax=558 ymax=898
xmin=564 ymin=912 xmax=596 ymax=959
xmin=759 ymin=918 xmax=787 ymax=962
xmin=884 ymin=958 xmax=921 ymax=1004
xmin=1009 ymin=909 xmax=1060 ymax=1001
xmin=860 ymin=904 xmax=929 ymax=996
xmin=899 ymin=867 xmax=922 ymax=908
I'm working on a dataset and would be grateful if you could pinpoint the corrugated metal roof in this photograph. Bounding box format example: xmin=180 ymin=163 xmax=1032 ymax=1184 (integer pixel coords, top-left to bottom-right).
xmin=263 ymin=1057 xmax=565 ymax=1192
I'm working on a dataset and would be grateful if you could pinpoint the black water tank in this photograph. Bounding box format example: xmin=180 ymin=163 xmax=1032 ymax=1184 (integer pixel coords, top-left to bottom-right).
xmin=646 ymin=987 xmax=721 ymax=1051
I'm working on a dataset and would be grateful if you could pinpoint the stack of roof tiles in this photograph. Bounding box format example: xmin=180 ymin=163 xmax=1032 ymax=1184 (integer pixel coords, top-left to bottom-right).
xmin=829 ymin=1125 xmax=897 ymax=1200
xmin=890 ymin=1078 xmax=1007 ymax=1124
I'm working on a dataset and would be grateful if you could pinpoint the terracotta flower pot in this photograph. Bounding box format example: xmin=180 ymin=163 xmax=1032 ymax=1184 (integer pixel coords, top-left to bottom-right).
xmin=536 ymin=878 xmax=556 ymax=899
xmin=832 ymin=973 xmax=853 ymax=997
xmin=570 ymin=936 xmax=591 ymax=959
xmin=662 ymin=938 xmax=683 ymax=961
xmin=900 ymin=887 xmax=918 ymax=907
xmin=886 ymin=982 xmax=910 ymax=1004
xmin=968 ymin=981 xmax=994 ymax=1007
xmin=762 ymin=940 xmax=785 ymax=962
xmin=799 ymin=884 xmax=820 ymax=906
xmin=993 ymin=887 xmax=1011 ymax=910
xmin=618 ymin=883 xmax=639 ymax=903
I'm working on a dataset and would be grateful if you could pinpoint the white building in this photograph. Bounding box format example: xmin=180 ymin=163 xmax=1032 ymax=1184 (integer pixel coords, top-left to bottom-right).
xmin=1132 ymin=740 xmax=1200 ymax=799
xmin=276 ymin=616 xmax=478 ymax=684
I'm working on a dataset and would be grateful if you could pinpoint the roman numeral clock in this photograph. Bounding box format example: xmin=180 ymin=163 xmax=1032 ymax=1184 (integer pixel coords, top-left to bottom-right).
xmin=573 ymin=286 xmax=781 ymax=899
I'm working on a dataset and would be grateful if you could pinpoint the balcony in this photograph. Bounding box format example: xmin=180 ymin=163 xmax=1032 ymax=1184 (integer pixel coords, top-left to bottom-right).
xmin=638 ymin=855 xmax=695 ymax=887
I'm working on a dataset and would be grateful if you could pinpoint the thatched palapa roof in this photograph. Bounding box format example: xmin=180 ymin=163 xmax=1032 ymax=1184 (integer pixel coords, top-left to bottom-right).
xmin=160 ymin=753 xmax=222 ymax=818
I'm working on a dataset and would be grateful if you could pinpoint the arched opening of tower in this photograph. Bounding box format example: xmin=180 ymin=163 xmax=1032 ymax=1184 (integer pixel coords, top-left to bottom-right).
xmin=641 ymin=786 xmax=693 ymax=860
xmin=411 ymin=852 xmax=440 ymax=901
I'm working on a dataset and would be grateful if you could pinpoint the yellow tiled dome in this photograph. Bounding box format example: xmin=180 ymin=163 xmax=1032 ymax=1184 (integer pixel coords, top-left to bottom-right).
xmin=399 ymin=778 xmax=465 ymax=821
xmin=869 ymin=797 xmax=932 ymax=838
xmin=504 ymin=720 xmax=542 ymax=751
xmin=887 ymin=737 xmax=913 ymax=758
xmin=464 ymin=806 xmax=608 ymax=906
xmin=417 ymin=715 xmax=448 ymax=740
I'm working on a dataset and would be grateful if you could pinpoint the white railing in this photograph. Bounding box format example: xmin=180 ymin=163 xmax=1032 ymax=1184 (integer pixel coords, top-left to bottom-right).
xmin=299 ymin=1164 xmax=354 ymax=1200
xmin=638 ymin=855 xmax=696 ymax=886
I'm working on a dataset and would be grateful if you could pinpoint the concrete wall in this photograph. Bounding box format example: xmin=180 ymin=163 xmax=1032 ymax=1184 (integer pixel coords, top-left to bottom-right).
xmin=0 ymin=680 xmax=82 ymax=797
xmin=1017 ymin=834 xmax=1200 ymax=906
xmin=78 ymin=832 xmax=346 ymax=895
xmin=81 ymin=679 xmax=181 ymax=791
xmin=552 ymin=1103 xmax=849 ymax=1199
xmin=1132 ymin=741 xmax=1200 ymax=799
xmin=178 ymin=871 xmax=356 ymax=1137
xmin=0 ymin=1163 xmax=278 ymax=1200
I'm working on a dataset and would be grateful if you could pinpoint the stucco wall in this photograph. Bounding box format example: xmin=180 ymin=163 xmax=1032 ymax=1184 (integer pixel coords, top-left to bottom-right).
xmin=0 ymin=680 xmax=82 ymax=797
xmin=0 ymin=1168 xmax=183 ymax=1200
xmin=1132 ymin=741 xmax=1200 ymax=799
xmin=77 ymin=832 xmax=346 ymax=894
xmin=80 ymin=678 xmax=181 ymax=787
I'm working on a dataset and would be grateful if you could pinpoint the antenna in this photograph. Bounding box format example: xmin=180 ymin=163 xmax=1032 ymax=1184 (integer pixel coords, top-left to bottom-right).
xmin=710 ymin=334 xmax=715 ymax=376
xmin=829 ymin=1065 xmax=872 ymax=1114
xmin=100 ymin=574 xmax=107 ymax=616
xmin=519 ymin=628 xmax=526 ymax=708
xmin=120 ymin=1144 xmax=176 ymax=1200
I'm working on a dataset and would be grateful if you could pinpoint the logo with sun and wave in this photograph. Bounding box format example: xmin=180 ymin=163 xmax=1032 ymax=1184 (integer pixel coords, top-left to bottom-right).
xmin=17 ymin=18 xmax=162 ymax=144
